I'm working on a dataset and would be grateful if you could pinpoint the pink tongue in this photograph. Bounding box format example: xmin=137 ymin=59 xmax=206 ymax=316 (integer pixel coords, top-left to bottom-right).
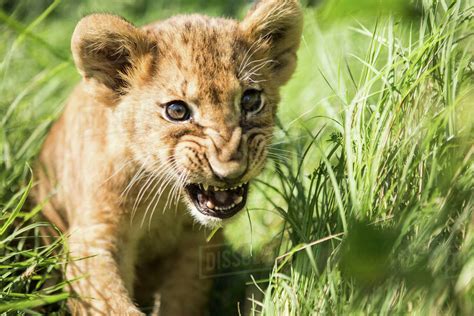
xmin=214 ymin=191 xmax=230 ymax=204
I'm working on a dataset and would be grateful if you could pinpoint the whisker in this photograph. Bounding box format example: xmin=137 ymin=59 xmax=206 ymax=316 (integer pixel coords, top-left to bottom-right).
xmin=134 ymin=171 xmax=162 ymax=225
xmin=142 ymin=158 xmax=181 ymax=227
xmin=173 ymin=172 xmax=189 ymax=215
xmin=98 ymin=159 xmax=135 ymax=189
xmin=139 ymin=158 xmax=179 ymax=227
xmin=121 ymin=157 xmax=153 ymax=200
xmin=122 ymin=168 xmax=149 ymax=207
xmin=130 ymin=160 xmax=171 ymax=216
xmin=238 ymin=37 xmax=266 ymax=78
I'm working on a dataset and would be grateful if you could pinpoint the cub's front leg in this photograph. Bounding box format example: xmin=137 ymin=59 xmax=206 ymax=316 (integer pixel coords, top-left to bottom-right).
xmin=66 ymin=211 xmax=142 ymax=315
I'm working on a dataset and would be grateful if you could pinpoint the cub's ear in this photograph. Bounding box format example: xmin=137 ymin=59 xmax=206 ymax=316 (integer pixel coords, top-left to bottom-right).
xmin=71 ymin=14 xmax=156 ymax=95
xmin=240 ymin=0 xmax=303 ymax=85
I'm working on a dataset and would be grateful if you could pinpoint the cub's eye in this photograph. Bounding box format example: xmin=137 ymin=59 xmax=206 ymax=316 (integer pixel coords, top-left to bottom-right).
xmin=241 ymin=89 xmax=264 ymax=114
xmin=164 ymin=101 xmax=191 ymax=122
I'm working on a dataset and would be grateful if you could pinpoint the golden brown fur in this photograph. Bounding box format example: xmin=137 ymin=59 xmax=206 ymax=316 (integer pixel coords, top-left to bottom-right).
xmin=33 ymin=1 xmax=303 ymax=314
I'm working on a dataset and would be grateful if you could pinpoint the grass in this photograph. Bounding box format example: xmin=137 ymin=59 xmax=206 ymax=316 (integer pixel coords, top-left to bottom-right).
xmin=1 ymin=0 xmax=473 ymax=315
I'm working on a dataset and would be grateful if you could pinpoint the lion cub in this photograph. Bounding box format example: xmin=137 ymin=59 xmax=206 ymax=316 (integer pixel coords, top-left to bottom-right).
xmin=33 ymin=0 xmax=302 ymax=314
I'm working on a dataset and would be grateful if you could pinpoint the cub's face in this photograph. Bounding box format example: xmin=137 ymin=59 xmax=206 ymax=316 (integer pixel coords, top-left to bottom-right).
xmin=72 ymin=1 xmax=303 ymax=226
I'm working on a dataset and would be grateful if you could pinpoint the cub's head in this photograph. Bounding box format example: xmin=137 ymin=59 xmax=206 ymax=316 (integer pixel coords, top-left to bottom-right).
xmin=72 ymin=0 xmax=303 ymax=226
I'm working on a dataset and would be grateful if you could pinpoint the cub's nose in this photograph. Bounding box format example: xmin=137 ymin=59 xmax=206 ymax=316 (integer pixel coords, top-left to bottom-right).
xmin=205 ymin=127 xmax=248 ymax=181
xmin=211 ymin=160 xmax=247 ymax=180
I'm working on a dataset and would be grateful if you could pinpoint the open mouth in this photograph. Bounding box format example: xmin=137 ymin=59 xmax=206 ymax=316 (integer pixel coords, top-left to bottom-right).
xmin=185 ymin=183 xmax=249 ymax=219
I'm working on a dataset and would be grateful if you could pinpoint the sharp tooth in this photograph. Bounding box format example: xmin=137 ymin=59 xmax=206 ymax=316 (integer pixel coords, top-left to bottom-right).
xmin=203 ymin=184 xmax=209 ymax=191
xmin=234 ymin=196 xmax=243 ymax=204
xmin=206 ymin=201 xmax=215 ymax=209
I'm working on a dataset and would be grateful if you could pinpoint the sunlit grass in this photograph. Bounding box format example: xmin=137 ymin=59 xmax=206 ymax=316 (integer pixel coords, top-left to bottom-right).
xmin=254 ymin=0 xmax=473 ymax=314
